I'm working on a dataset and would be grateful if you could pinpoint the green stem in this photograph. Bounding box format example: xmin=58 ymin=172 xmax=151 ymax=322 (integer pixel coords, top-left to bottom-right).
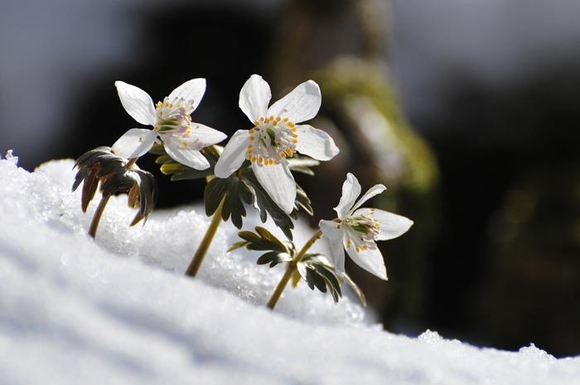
xmin=185 ymin=199 xmax=224 ymax=277
xmin=88 ymin=194 xmax=111 ymax=238
xmin=267 ymin=230 xmax=323 ymax=310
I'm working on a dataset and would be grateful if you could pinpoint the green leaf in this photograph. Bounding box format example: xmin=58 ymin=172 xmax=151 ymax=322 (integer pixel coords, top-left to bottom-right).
xmin=255 ymin=227 xmax=288 ymax=252
xmin=296 ymin=254 xmax=344 ymax=304
xmin=314 ymin=263 xmax=342 ymax=302
xmin=237 ymin=230 xmax=262 ymax=244
xmin=152 ymin=144 xmax=315 ymax=234
xmin=227 ymin=240 xmax=249 ymax=253
xmin=151 ymin=144 xmax=216 ymax=181
xmin=256 ymin=251 xmax=280 ymax=266
xmin=235 ymin=227 xmax=290 ymax=253
xmin=305 ymin=268 xmax=327 ymax=293
xmin=242 ymin=170 xmax=296 ymax=240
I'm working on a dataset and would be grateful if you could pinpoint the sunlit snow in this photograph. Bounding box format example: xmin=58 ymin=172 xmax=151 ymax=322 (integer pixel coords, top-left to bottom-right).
xmin=0 ymin=152 xmax=578 ymax=385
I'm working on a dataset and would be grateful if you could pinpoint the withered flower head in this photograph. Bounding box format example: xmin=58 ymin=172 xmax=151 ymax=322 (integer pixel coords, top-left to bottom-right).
xmin=73 ymin=146 xmax=158 ymax=226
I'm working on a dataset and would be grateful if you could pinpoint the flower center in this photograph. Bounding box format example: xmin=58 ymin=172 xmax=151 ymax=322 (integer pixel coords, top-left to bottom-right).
xmin=343 ymin=211 xmax=380 ymax=252
xmin=154 ymin=97 xmax=194 ymax=134
xmin=246 ymin=116 xmax=298 ymax=166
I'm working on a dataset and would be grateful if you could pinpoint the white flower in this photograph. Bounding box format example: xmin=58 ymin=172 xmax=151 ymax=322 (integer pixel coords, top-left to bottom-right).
xmin=112 ymin=79 xmax=227 ymax=170
xmin=214 ymin=74 xmax=339 ymax=214
xmin=319 ymin=173 xmax=413 ymax=280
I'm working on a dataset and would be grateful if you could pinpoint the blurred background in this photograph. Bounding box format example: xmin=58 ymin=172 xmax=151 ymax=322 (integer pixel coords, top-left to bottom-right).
xmin=2 ymin=0 xmax=579 ymax=357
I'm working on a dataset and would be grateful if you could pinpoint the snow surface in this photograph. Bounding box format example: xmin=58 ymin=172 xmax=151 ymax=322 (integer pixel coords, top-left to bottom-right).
xmin=0 ymin=152 xmax=578 ymax=385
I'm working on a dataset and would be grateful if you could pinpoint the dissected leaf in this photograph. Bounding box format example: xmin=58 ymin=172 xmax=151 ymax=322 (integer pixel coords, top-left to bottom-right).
xmin=234 ymin=227 xmax=291 ymax=253
xmin=255 ymin=227 xmax=288 ymax=252
xmin=295 ymin=254 xmax=344 ymax=303
xmin=227 ymin=240 xmax=248 ymax=253
xmin=152 ymin=144 xmax=316 ymax=235
xmin=256 ymin=251 xmax=281 ymax=266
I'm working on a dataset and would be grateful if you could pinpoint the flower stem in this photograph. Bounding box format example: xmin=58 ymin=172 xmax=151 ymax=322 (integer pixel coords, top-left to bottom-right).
xmin=267 ymin=230 xmax=323 ymax=310
xmin=185 ymin=198 xmax=224 ymax=278
xmin=88 ymin=194 xmax=111 ymax=238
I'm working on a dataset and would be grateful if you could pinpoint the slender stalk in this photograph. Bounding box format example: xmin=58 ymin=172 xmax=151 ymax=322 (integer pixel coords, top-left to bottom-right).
xmin=267 ymin=230 xmax=323 ymax=310
xmin=185 ymin=199 xmax=225 ymax=277
xmin=126 ymin=158 xmax=137 ymax=168
xmin=88 ymin=194 xmax=111 ymax=238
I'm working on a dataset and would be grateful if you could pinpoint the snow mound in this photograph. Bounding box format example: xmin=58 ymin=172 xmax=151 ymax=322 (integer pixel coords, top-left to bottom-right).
xmin=0 ymin=153 xmax=578 ymax=385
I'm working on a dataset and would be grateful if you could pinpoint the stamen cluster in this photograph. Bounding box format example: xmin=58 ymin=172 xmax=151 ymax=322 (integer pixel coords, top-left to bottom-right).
xmin=344 ymin=210 xmax=381 ymax=252
xmin=247 ymin=116 xmax=298 ymax=166
xmin=155 ymin=98 xmax=194 ymax=134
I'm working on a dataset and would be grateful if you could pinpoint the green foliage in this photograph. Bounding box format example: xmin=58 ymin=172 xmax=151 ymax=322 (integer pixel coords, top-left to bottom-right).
xmin=296 ymin=254 xmax=342 ymax=303
xmin=232 ymin=227 xmax=367 ymax=306
xmin=151 ymin=144 xmax=315 ymax=239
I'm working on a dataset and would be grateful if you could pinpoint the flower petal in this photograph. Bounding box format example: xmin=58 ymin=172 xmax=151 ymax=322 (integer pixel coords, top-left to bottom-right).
xmin=111 ymin=129 xmax=157 ymax=159
xmin=295 ymin=124 xmax=339 ymax=161
xmin=346 ymin=243 xmax=388 ymax=280
xmin=334 ymin=173 xmax=361 ymax=219
xmin=355 ymin=208 xmax=413 ymax=241
xmin=115 ymin=81 xmax=156 ymax=126
xmin=253 ymin=163 xmax=296 ymax=214
xmin=351 ymin=184 xmax=387 ymax=213
xmin=214 ymin=130 xmax=250 ymax=178
xmin=319 ymin=219 xmax=347 ymax=276
xmin=239 ymin=74 xmax=271 ymax=122
xmin=164 ymin=142 xmax=210 ymax=170
xmin=268 ymin=80 xmax=321 ymax=123
xmin=184 ymin=123 xmax=227 ymax=147
xmin=168 ymin=78 xmax=206 ymax=112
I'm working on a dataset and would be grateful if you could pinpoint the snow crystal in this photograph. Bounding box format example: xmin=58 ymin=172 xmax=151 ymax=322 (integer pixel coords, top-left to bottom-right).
xmin=1 ymin=155 xmax=579 ymax=385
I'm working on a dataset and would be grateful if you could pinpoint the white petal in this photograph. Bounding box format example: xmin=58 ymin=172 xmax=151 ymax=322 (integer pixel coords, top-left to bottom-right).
xmin=239 ymin=74 xmax=271 ymax=122
xmin=355 ymin=208 xmax=413 ymax=241
xmin=294 ymin=124 xmax=339 ymax=161
xmin=115 ymin=81 xmax=156 ymax=126
xmin=111 ymin=129 xmax=157 ymax=159
xmin=346 ymin=243 xmax=388 ymax=280
xmin=164 ymin=142 xmax=210 ymax=170
xmin=168 ymin=78 xmax=206 ymax=112
xmin=185 ymin=123 xmax=227 ymax=147
xmin=214 ymin=130 xmax=250 ymax=178
xmin=334 ymin=173 xmax=361 ymax=219
xmin=351 ymin=184 xmax=387 ymax=213
xmin=253 ymin=162 xmax=296 ymax=214
xmin=268 ymin=80 xmax=321 ymax=123
xmin=319 ymin=220 xmax=347 ymax=276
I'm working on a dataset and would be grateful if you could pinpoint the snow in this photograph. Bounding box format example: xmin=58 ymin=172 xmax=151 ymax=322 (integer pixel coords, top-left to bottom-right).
xmin=0 ymin=152 xmax=578 ymax=385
